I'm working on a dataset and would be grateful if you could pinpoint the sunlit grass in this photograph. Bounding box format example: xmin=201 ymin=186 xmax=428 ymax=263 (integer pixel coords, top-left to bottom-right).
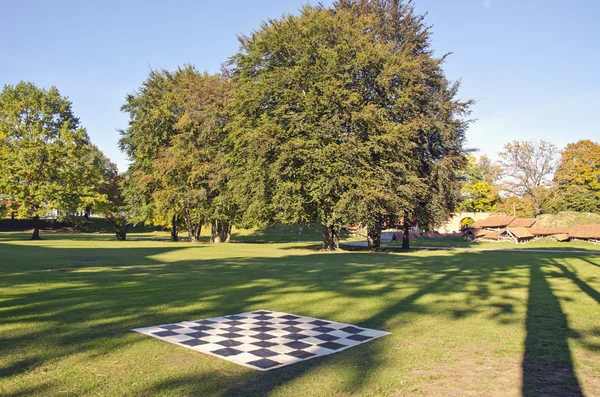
xmin=0 ymin=237 xmax=598 ymax=396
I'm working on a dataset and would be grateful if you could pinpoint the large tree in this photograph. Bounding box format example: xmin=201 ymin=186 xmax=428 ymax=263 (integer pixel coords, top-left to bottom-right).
xmin=554 ymin=140 xmax=600 ymax=213
xmin=499 ymin=140 xmax=558 ymax=216
xmin=120 ymin=67 xmax=236 ymax=242
xmin=95 ymin=173 xmax=132 ymax=240
xmin=229 ymin=1 xmax=470 ymax=250
xmin=0 ymin=82 xmax=104 ymax=239
xmin=119 ymin=67 xmax=196 ymax=241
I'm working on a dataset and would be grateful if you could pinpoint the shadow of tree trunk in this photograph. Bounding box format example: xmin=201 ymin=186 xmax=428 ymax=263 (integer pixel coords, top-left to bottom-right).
xmin=522 ymin=264 xmax=584 ymax=396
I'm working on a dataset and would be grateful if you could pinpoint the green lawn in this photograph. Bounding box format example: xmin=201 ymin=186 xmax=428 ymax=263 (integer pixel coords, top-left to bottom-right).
xmin=0 ymin=237 xmax=598 ymax=396
xmin=392 ymin=235 xmax=600 ymax=251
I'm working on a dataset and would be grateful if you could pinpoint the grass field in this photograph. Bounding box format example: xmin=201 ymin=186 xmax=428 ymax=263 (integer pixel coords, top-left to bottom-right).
xmin=0 ymin=236 xmax=598 ymax=396
xmin=399 ymin=235 xmax=600 ymax=251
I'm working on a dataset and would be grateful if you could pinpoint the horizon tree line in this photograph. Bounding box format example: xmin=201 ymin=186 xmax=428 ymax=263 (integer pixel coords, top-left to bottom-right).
xmin=2 ymin=1 xmax=597 ymax=247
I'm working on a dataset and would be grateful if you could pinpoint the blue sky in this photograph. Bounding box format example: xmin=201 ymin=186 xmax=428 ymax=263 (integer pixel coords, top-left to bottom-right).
xmin=1 ymin=0 xmax=598 ymax=171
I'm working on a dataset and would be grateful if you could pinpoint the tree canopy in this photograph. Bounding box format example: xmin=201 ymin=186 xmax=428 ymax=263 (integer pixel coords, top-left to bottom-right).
xmin=0 ymin=82 xmax=106 ymax=239
xmin=228 ymin=1 xmax=471 ymax=249
xmin=554 ymin=140 xmax=600 ymax=213
xmin=457 ymin=156 xmax=501 ymax=212
xmin=120 ymin=66 xmax=236 ymax=242
xmin=498 ymin=140 xmax=558 ymax=216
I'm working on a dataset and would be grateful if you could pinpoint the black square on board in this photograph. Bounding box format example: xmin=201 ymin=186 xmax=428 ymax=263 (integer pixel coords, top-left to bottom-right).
xmin=347 ymin=334 xmax=372 ymax=342
xmin=249 ymin=348 xmax=279 ymax=358
xmin=187 ymin=331 xmax=211 ymax=338
xmin=282 ymin=333 xmax=310 ymax=340
xmin=252 ymin=333 xmax=277 ymax=341
xmin=285 ymin=341 xmax=311 ymax=350
xmin=247 ymin=358 xmax=280 ymax=369
xmin=280 ymin=315 xmax=300 ymax=320
xmin=312 ymin=326 xmax=335 ymax=333
xmin=153 ymin=330 xmax=178 ymax=337
xmin=219 ymin=332 xmax=244 ymax=339
xmin=339 ymin=326 xmax=363 ymax=334
xmin=282 ymin=326 xmax=303 ymax=333
xmin=318 ymin=342 xmax=346 ymax=350
xmin=314 ymin=334 xmax=339 ymax=342
xmin=250 ymin=326 xmax=276 ymax=333
xmin=211 ymin=347 xmax=243 ymax=357
xmin=254 ymin=315 xmax=274 ymax=320
xmin=286 ymin=350 xmax=316 ymax=359
xmin=180 ymin=339 xmax=208 ymax=347
xmin=190 ymin=325 xmax=212 ymax=331
xmin=162 ymin=324 xmax=184 ymax=330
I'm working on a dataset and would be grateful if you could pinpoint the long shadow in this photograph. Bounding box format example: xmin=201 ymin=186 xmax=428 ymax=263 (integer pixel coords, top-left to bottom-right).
xmin=0 ymin=240 xmax=597 ymax=396
xmin=522 ymin=264 xmax=584 ymax=397
xmin=553 ymin=262 xmax=600 ymax=304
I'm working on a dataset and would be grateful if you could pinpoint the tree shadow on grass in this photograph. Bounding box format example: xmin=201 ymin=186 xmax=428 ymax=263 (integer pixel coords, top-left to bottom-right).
xmin=0 ymin=241 xmax=598 ymax=396
xmin=522 ymin=264 xmax=584 ymax=397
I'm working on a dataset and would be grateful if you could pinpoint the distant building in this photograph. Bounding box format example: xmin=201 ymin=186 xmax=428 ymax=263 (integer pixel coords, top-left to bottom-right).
xmin=464 ymin=216 xmax=600 ymax=244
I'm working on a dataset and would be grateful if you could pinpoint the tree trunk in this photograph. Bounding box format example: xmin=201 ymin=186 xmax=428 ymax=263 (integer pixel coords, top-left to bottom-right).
xmin=367 ymin=220 xmax=382 ymax=250
xmin=210 ymin=220 xmax=220 ymax=243
xmin=183 ymin=209 xmax=202 ymax=242
xmin=31 ymin=215 xmax=41 ymax=240
xmin=115 ymin=223 xmax=129 ymax=241
xmin=402 ymin=215 xmax=410 ymax=250
xmin=188 ymin=223 xmax=201 ymax=242
xmin=210 ymin=220 xmax=232 ymax=243
xmin=170 ymin=215 xmax=178 ymax=242
xmin=226 ymin=223 xmax=232 ymax=243
xmin=322 ymin=224 xmax=340 ymax=251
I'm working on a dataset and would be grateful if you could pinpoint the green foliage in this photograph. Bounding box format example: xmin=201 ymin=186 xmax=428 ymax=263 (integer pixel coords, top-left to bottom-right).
xmin=0 ymin=82 xmax=108 ymax=238
xmin=120 ymin=67 xmax=236 ymax=242
xmin=496 ymin=195 xmax=536 ymax=218
xmin=554 ymin=140 xmax=600 ymax=213
xmin=119 ymin=67 xmax=193 ymax=228
xmin=229 ymin=2 xmax=471 ymax=249
xmin=555 ymin=185 xmax=600 ymax=213
xmin=94 ymin=173 xmax=131 ymax=240
xmin=460 ymin=217 xmax=475 ymax=229
xmin=555 ymin=140 xmax=600 ymax=191
xmin=457 ymin=156 xmax=501 ymax=212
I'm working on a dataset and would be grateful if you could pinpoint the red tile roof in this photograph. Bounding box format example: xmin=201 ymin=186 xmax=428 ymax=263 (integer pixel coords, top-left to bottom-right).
xmin=570 ymin=224 xmax=600 ymax=239
xmin=471 ymin=216 xmax=516 ymax=229
xmin=528 ymin=227 xmax=573 ymax=236
xmin=553 ymin=233 xmax=570 ymax=242
xmin=508 ymin=227 xmax=534 ymax=239
xmin=508 ymin=218 xmax=536 ymax=228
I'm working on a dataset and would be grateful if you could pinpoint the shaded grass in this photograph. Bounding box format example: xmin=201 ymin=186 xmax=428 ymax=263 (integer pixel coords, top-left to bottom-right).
xmin=0 ymin=222 xmax=353 ymax=244
xmin=0 ymin=238 xmax=598 ymax=396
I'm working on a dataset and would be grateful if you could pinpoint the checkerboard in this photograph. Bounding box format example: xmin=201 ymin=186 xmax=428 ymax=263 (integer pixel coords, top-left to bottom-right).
xmin=133 ymin=310 xmax=389 ymax=371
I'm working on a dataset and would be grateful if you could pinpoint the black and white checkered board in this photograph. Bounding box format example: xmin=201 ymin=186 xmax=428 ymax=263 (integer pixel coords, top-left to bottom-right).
xmin=133 ymin=310 xmax=389 ymax=371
